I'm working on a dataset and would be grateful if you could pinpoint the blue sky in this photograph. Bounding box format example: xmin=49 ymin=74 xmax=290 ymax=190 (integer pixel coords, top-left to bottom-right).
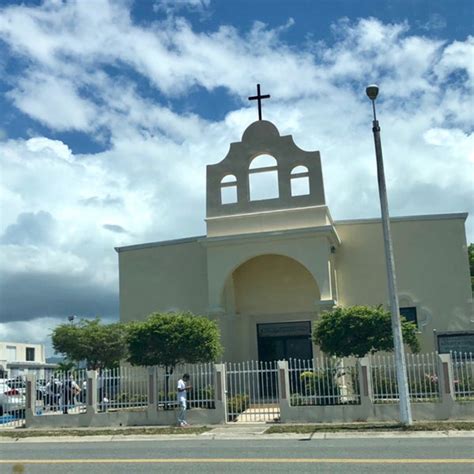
xmin=0 ymin=0 xmax=472 ymax=356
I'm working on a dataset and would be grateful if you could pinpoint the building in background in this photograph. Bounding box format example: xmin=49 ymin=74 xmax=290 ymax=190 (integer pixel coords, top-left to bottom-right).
xmin=0 ymin=342 xmax=56 ymax=379
xmin=116 ymin=119 xmax=473 ymax=361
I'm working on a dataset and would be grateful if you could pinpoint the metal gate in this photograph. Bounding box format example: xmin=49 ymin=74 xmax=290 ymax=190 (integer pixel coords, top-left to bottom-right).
xmin=226 ymin=361 xmax=280 ymax=423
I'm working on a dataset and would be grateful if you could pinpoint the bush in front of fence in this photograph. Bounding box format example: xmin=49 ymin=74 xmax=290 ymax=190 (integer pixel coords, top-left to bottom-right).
xmin=409 ymin=373 xmax=439 ymax=401
xmin=291 ymin=370 xmax=341 ymax=406
xmin=227 ymin=394 xmax=250 ymax=421
xmin=371 ymin=369 xmax=439 ymax=402
xmin=453 ymin=374 xmax=474 ymax=399
xmin=157 ymin=390 xmax=178 ymax=409
xmin=114 ymin=392 xmax=148 ymax=405
xmin=188 ymin=385 xmax=215 ymax=409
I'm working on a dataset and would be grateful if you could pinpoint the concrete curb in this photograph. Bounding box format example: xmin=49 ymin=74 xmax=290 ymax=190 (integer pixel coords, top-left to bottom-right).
xmin=1 ymin=429 xmax=474 ymax=443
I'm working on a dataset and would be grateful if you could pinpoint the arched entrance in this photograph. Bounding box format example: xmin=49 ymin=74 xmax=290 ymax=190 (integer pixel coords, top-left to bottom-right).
xmin=226 ymin=254 xmax=320 ymax=362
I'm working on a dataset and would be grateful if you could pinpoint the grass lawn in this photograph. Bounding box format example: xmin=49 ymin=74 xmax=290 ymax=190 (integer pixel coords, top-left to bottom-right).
xmin=0 ymin=426 xmax=211 ymax=438
xmin=265 ymin=421 xmax=474 ymax=434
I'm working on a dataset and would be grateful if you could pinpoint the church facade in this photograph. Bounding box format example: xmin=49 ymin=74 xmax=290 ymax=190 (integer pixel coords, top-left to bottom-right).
xmin=116 ymin=119 xmax=473 ymax=361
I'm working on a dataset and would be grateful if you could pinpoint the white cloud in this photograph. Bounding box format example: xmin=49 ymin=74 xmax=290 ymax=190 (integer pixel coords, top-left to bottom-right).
xmin=154 ymin=0 xmax=211 ymax=15
xmin=26 ymin=137 xmax=73 ymax=161
xmin=434 ymin=36 xmax=474 ymax=82
xmin=1 ymin=245 xmax=87 ymax=275
xmin=418 ymin=13 xmax=447 ymax=32
xmin=8 ymin=73 xmax=97 ymax=131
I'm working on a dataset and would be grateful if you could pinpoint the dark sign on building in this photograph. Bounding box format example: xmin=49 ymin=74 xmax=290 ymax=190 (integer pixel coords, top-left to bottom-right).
xmin=436 ymin=331 xmax=474 ymax=354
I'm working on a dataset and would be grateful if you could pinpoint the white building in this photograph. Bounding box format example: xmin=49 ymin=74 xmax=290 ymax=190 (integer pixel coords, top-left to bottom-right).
xmin=0 ymin=342 xmax=56 ymax=379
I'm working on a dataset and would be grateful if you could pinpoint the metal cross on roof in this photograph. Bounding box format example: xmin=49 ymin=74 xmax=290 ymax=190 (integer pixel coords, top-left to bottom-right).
xmin=248 ymin=84 xmax=270 ymax=120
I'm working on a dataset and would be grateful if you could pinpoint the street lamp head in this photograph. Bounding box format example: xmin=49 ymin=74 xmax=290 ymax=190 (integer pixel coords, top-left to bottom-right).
xmin=366 ymin=84 xmax=379 ymax=101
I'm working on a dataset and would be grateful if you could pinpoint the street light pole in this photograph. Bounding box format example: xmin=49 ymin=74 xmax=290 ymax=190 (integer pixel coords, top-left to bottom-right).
xmin=366 ymin=84 xmax=413 ymax=426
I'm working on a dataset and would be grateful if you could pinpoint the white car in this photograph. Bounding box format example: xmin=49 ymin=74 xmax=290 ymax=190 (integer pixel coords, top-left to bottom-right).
xmin=0 ymin=380 xmax=26 ymax=416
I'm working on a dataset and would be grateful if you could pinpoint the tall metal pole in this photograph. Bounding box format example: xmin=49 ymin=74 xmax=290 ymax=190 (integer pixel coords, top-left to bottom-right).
xmin=366 ymin=85 xmax=413 ymax=426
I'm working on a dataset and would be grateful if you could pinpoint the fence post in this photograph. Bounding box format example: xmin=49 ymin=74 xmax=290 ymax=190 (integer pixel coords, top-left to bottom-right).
xmin=357 ymin=357 xmax=374 ymax=406
xmin=277 ymin=360 xmax=290 ymax=422
xmin=214 ymin=363 xmax=227 ymax=423
xmin=86 ymin=370 xmax=98 ymax=414
xmin=25 ymin=373 xmax=36 ymax=425
xmin=147 ymin=367 xmax=157 ymax=417
xmin=437 ymin=353 xmax=455 ymax=407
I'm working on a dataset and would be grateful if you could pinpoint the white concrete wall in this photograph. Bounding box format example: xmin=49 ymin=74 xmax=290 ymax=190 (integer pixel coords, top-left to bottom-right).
xmin=280 ymin=401 xmax=474 ymax=423
xmin=0 ymin=342 xmax=45 ymax=363
xmin=26 ymin=407 xmax=225 ymax=429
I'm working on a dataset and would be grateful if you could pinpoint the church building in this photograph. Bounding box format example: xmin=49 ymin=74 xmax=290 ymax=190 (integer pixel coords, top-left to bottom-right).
xmin=116 ymin=100 xmax=473 ymax=361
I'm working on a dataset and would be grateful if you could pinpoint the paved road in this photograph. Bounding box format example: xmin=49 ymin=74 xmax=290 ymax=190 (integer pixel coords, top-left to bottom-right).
xmin=1 ymin=437 xmax=473 ymax=473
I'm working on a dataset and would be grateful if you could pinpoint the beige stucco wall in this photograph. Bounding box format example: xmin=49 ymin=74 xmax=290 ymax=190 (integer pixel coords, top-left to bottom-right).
xmin=118 ymin=231 xmax=334 ymax=362
xmin=118 ymin=239 xmax=209 ymax=322
xmin=334 ymin=214 xmax=473 ymax=352
xmin=233 ymin=255 xmax=320 ymax=314
xmin=204 ymin=229 xmax=336 ymax=312
xmin=117 ymin=213 xmax=472 ymax=358
xmin=206 ymin=205 xmax=332 ymax=238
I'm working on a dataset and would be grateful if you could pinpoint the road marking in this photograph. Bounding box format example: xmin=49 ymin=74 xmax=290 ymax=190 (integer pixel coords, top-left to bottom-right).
xmin=0 ymin=458 xmax=473 ymax=464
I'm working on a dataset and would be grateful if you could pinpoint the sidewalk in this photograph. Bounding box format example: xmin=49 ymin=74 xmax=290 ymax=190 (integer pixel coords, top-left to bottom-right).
xmin=1 ymin=423 xmax=474 ymax=443
xmin=200 ymin=424 xmax=474 ymax=439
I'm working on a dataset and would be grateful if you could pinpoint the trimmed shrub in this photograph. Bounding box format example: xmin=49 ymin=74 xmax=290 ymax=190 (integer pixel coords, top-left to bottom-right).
xmin=299 ymin=370 xmax=340 ymax=405
xmin=227 ymin=394 xmax=249 ymax=421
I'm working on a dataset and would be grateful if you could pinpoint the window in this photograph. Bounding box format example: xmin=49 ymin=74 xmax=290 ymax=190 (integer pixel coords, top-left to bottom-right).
xmin=220 ymin=174 xmax=238 ymax=204
xmin=26 ymin=347 xmax=35 ymax=362
xmin=290 ymin=165 xmax=310 ymax=196
xmin=400 ymin=307 xmax=417 ymax=326
xmin=6 ymin=346 xmax=17 ymax=362
xmin=249 ymin=154 xmax=279 ymax=201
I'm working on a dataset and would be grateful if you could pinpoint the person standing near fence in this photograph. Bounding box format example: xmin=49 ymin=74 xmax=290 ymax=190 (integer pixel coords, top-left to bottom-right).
xmin=45 ymin=376 xmax=61 ymax=411
xmin=62 ymin=375 xmax=81 ymax=414
xmin=177 ymin=373 xmax=192 ymax=427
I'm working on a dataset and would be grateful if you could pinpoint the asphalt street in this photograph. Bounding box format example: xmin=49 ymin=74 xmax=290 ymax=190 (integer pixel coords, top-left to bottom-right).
xmin=1 ymin=437 xmax=473 ymax=474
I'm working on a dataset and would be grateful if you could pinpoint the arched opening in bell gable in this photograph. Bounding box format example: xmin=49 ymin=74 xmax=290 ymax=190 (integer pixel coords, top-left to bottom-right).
xmin=290 ymin=165 xmax=310 ymax=196
xmin=220 ymin=174 xmax=238 ymax=204
xmin=248 ymin=154 xmax=279 ymax=201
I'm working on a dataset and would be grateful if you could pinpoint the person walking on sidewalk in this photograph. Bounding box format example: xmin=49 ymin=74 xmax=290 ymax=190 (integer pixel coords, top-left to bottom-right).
xmin=177 ymin=373 xmax=192 ymax=427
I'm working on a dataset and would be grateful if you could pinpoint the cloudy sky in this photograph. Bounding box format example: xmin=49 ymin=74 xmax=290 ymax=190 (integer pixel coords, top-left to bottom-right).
xmin=0 ymin=0 xmax=472 ymax=357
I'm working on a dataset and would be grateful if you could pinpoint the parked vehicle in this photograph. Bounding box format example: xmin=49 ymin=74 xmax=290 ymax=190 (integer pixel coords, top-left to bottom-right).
xmin=6 ymin=378 xmax=25 ymax=395
xmin=6 ymin=377 xmax=45 ymax=401
xmin=0 ymin=380 xmax=26 ymax=416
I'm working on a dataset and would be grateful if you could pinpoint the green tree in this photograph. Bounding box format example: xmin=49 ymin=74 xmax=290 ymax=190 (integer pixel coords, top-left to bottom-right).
xmin=52 ymin=318 xmax=129 ymax=370
xmin=312 ymin=305 xmax=420 ymax=358
xmin=127 ymin=312 xmax=223 ymax=406
xmin=469 ymin=243 xmax=474 ymax=293
xmin=127 ymin=312 xmax=223 ymax=369
xmin=56 ymin=360 xmax=76 ymax=372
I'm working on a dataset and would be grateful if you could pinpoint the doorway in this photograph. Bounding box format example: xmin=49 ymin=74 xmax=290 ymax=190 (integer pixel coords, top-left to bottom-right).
xmin=257 ymin=321 xmax=313 ymax=362
xmin=256 ymin=321 xmax=313 ymax=399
